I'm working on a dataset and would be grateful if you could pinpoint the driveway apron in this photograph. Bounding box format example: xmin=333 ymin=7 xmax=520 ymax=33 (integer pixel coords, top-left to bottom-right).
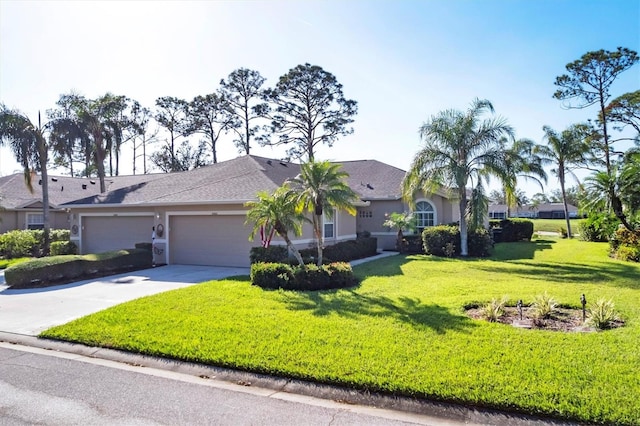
xmin=0 ymin=265 xmax=249 ymax=336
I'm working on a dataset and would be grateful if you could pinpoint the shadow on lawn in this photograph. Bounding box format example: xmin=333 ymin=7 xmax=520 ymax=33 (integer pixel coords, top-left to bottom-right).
xmin=475 ymin=260 xmax=640 ymax=290
xmin=285 ymin=291 xmax=476 ymax=334
xmin=352 ymin=254 xmax=411 ymax=278
xmin=492 ymin=239 xmax=556 ymax=260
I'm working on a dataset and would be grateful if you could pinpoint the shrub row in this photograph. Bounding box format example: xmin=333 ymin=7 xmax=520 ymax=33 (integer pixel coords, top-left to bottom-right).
xmin=489 ymin=219 xmax=534 ymax=242
xmin=422 ymin=225 xmax=493 ymax=257
xmin=4 ymin=248 xmax=152 ymax=288
xmin=250 ymin=237 xmax=378 ymax=264
xmin=0 ymin=229 xmax=71 ymax=259
xmin=250 ymin=262 xmax=358 ymax=291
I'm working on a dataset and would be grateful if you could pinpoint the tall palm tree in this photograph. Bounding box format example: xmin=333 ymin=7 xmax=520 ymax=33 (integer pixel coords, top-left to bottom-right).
xmin=502 ymin=137 xmax=547 ymax=217
xmin=245 ymin=185 xmax=308 ymax=266
xmin=289 ymin=160 xmax=358 ymax=266
xmin=402 ymin=98 xmax=514 ymax=256
xmin=535 ymin=124 xmax=591 ymax=238
xmin=0 ymin=104 xmax=52 ymax=254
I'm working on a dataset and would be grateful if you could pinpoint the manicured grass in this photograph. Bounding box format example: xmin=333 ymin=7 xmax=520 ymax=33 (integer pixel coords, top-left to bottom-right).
xmin=530 ymin=218 xmax=581 ymax=233
xmin=42 ymin=238 xmax=640 ymax=425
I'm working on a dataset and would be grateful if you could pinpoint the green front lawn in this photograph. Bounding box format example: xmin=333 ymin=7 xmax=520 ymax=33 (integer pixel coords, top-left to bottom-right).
xmin=42 ymin=238 xmax=640 ymax=425
xmin=530 ymin=218 xmax=581 ymax=233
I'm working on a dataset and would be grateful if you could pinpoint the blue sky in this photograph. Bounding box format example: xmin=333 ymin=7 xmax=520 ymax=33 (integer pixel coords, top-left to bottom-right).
xmin=1 ymin=0 xmax=639 ymax=197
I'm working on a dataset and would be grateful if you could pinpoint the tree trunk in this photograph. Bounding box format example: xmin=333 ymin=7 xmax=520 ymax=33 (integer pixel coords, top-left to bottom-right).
xmin=313 ymin=213 xmax=323 ymax=266
xmin=396 ymin=229 xmax=404 ymax=253
xmin=244 ymin=104 xmax=250 ymax=155
xmin=38 ymin=137 xmax=51 ymax=257
xmin=559 ymin=168 xmax=572 ymax=238
xmin=459 ymin=192 xmax=468 ymax=256
xmin=280 ymin=233 xmax=304 ymax=266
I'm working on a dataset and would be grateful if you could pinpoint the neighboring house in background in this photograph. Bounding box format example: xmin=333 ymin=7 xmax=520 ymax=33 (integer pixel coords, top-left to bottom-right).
xmin=57 ymin=155 xmax=459 ymax=267
xmin=489 ymin=203 xmax=580 ymax=220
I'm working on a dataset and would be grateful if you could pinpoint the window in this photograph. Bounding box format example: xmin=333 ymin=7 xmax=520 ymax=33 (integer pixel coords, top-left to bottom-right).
xmin=27 ymin=213 xmax=44 ymax=230
xmin=414 ymin=201 xmax=435 ymax=231
xmin=323 ymin=210 xmax=335 ymax=239
xmin=358 ymin=210 xmax=373 ymax=218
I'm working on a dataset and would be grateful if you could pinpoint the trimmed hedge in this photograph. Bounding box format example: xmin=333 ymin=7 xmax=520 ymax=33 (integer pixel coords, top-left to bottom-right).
xmin=4 ymin=248 xmax=152 ymax=288
xmin=250 ymin=246 xmax=289 ymax=263
xmin=250 ymin=262 xmax=358 ymax=291
xmin=489 ymin=219 xmax=534 ymax=242
xmin=250 ymin=237 xmax=378 ymax=264
xmin=422 ymin=225 xmax=493 ymax=257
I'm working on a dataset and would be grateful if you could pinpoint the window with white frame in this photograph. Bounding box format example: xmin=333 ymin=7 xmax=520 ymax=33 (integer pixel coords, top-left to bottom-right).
xmin=358 ymin=210 xmax=373 ymax=218
xmin=323 ymin=210 xmax=335 ymax=239
xmin=414 ymin=201 xmax=435 ymax=231
xmin=27 ymin=213 xmax=45 ymax=230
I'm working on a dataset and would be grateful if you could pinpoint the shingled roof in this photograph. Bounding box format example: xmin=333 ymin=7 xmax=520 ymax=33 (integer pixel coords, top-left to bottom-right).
xmin=2 ymin=155 xmax=428 ymax=209
xmin=0 ymin=172 xmax=161 ymax=210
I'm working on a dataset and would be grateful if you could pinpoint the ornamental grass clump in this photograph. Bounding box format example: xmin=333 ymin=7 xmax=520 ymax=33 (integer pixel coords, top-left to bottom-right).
xmin=480 ymin=296 xmax=508 ymax=322
xmin=530 ymin=292 xmax=558 ymax=320
xmin=587 ymin=298 xmax=620 ymax=330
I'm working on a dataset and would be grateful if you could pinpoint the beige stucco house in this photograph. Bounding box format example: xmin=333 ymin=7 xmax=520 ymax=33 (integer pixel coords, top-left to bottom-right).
xmin=2 ymin=155 xmax=459 ymax=267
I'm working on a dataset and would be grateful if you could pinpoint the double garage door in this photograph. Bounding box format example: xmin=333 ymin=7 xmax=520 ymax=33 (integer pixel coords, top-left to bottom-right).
xmin=169 ymin=215 xmax=254 ymax=267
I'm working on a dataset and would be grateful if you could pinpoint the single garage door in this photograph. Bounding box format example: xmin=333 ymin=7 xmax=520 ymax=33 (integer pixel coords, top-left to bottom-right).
xmin=169 ymin=215 xmax=254 ymax=267
xmin=82 ymin=216 xmax=153 ymax=254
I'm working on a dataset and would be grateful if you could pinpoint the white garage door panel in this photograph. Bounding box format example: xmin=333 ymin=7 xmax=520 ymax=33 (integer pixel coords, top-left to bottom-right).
xmin=170 ymin=215 xmax=253 ymax=267
xmin=82 ymin=216 xmax=153 ymax=254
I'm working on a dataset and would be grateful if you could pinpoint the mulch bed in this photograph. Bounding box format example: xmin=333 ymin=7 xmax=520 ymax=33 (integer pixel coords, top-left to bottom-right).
xmin=466 ymin=306 xmax=624 ymax=332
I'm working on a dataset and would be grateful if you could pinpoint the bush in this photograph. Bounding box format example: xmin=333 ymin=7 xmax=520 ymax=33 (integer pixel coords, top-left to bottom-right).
xmin=250 ymin=262 xmax=293 ymax=289
xmin=250 ymin=245 xmax=289 ymax=263
xmin=422 ymin=226 xmax=493 ymax=257
xmin=530 ymin=292 xmax=558 ymax=320
xmin=0 ymin=230 xmax=38 ymax=258
xmin=610 ymin=227 xmax=640 ymax=262
xmin=4 ymin=248 xmax=152 ymax=288
xmin=587 ymin=299 xmax=620 ymax=330
xmin=578 ymin=213 xmax=619 ymax=242
xmin=490 ymin=219 xmax=534 ymax=242
xmin=422 ymin=225 xmax=459 ymax=256
xmin=0 ymin=229 xmax=72 ymax=259
xmin=292 ymin=264 xmax=331 ymax=290
xmin=467 ymin=228 xmax=493 ymax=257
xmin=50 ymin=241 xmax=78 ymax=256
xmin=402 ymin=235 xmax=424 ymax=254
xmin=252 ymin=237 xmax=378 ymax=265
xmin=480 ymin=296 xmax=508 ymax=322
xmin=250 ymin=262 xmax=358 ymax=291
xmin=325 ymin=262 xmax=359 ymax=288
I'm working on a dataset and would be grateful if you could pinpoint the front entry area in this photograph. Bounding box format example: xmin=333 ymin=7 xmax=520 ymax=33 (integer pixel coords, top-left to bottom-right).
xmin=168 ymin=214 xmax=255 ymax=267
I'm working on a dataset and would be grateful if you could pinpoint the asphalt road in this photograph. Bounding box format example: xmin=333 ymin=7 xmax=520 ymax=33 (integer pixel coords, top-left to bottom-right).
xmin=0 ymin=343 xmax=457 ymax=426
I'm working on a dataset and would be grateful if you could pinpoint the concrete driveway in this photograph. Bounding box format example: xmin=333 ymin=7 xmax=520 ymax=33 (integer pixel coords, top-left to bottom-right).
xmin=0 ymin=265 xmax=249 ymax=336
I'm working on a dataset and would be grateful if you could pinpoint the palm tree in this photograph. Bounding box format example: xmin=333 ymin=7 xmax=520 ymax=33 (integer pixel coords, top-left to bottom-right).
xmin=502 ymin=137 xmax=547 ymax=217
xmin=245 ymin=185 xmax=308 ymax=266
xmin=535 ymin=125 xmax=591 ymax=238
xmin=382 ymin=212 xmax=416 ymax=252
xmin=0 ymin=104 xmax=52 ymax=255
xmin=289 ymin=160 xmax=358 ymax=266
xmin=402 ymin=98 xmax=514 ymax=256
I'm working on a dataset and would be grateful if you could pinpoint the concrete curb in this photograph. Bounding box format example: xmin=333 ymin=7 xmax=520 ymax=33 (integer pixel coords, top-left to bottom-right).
xmin=0 ymin=331 xmax=576 ymax=426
